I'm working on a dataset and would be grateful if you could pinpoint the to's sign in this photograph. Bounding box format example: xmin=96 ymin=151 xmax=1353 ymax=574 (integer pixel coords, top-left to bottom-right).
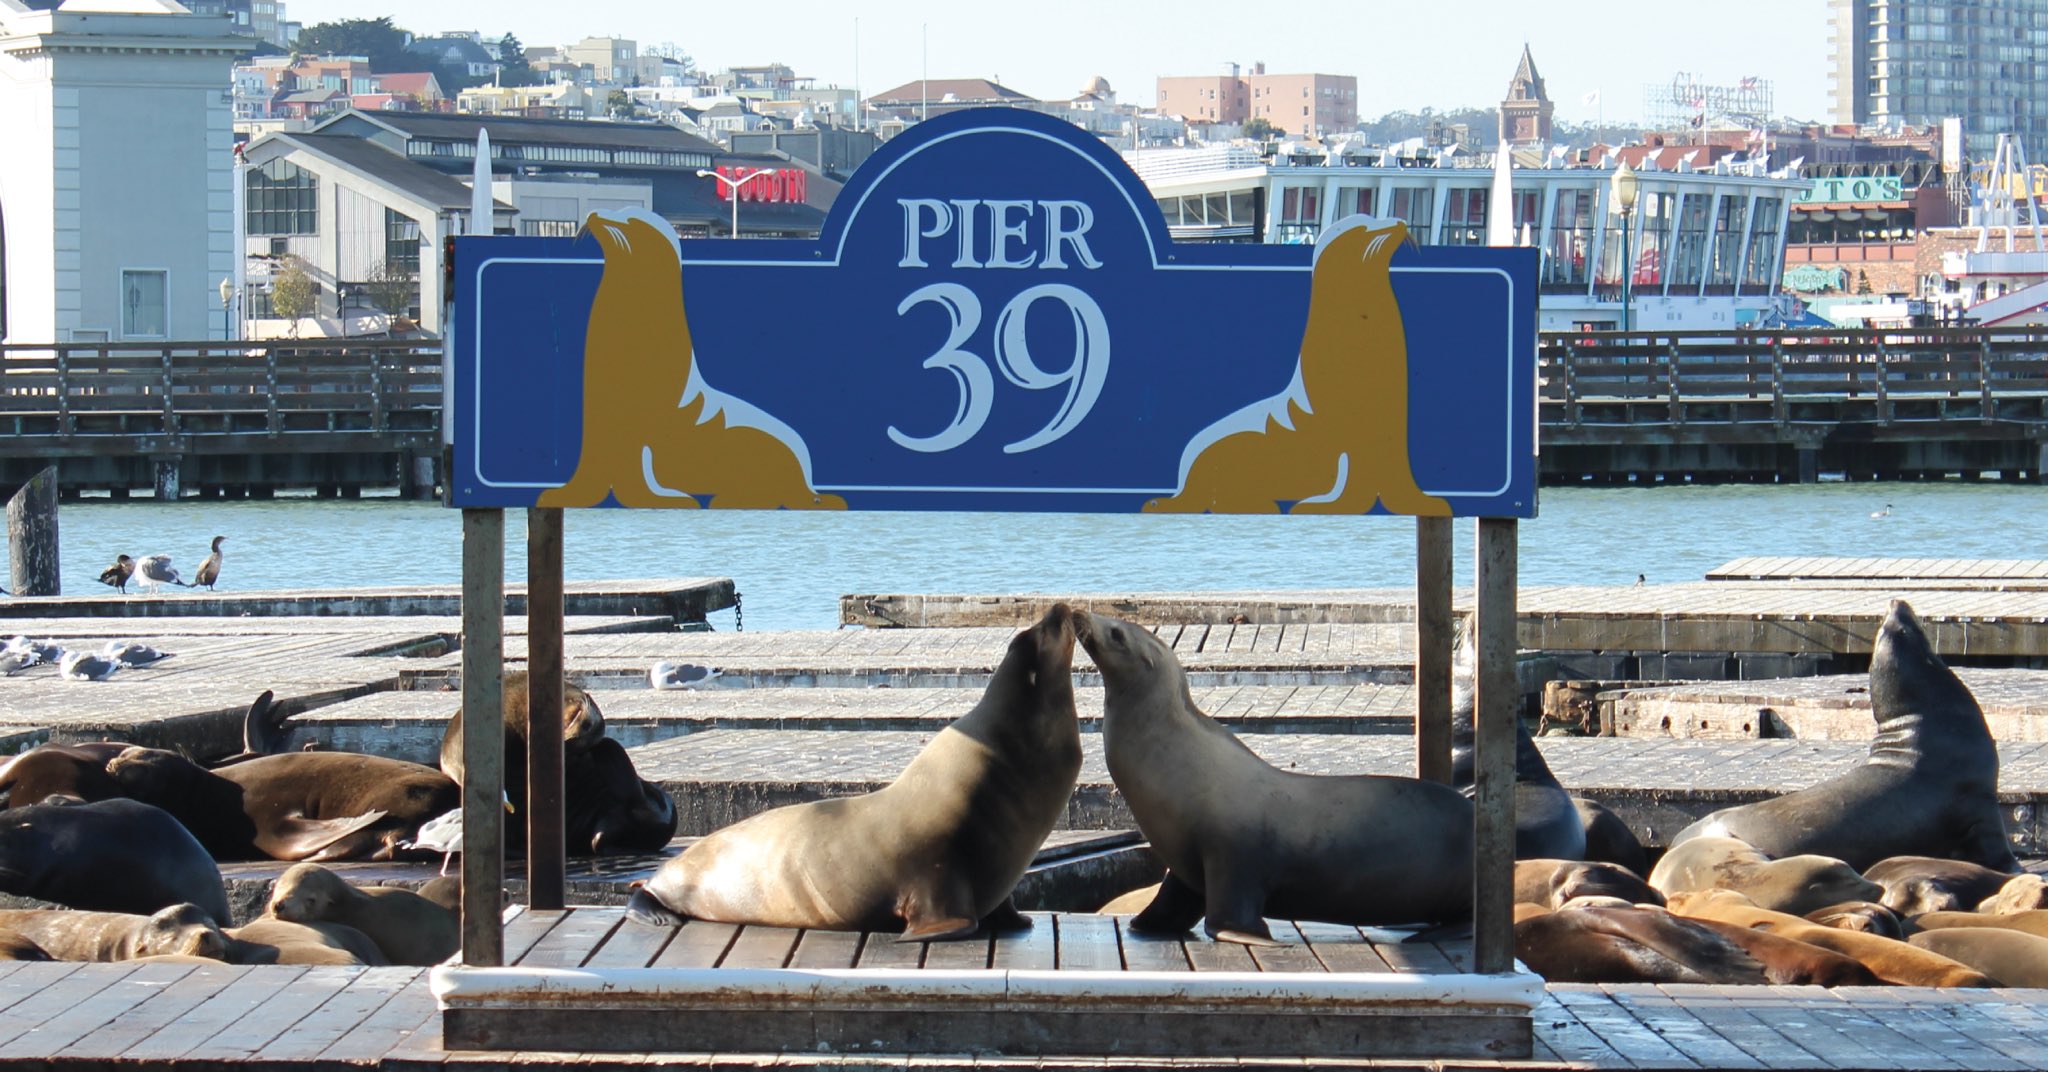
xmin=712 ymin=166 xmax=808 ymax=204
xmin=1797 ymin=175 xmax=1905 ymax=205
xmin=452 ymin=109 xmax=1538 ymax=517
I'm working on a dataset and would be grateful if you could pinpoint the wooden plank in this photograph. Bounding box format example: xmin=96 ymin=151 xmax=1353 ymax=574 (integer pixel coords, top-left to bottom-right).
xmin=525 ymin=506 xmax=567 ymax=910
xmin=501 ymin=906 xmax=568 ymax=965
xmin=1473 ymin=516 xmax=1518 ymax=975
xmin=1294 ymin=922 xmax=1394 ymax=973
xmin=1246 ymin=923 xmax=1327 ymax=973
xmin=920 ymin=932 xmax=992 ymax=971
xmin=854 ymin=929 xmax=925 ymax=970
xmin=1529 ymin=992 xmax=1633 ymax=1069
xmin=1547 ymin=983 xmax=1697 ymax=1069
xmin=1940 ymin=989 xmax=2048 ymax=1067
xmin=1183 ymin=936 xmax=1258 ymax=972
xmin=120 ymin=967 xmax=311 ymax=1062
xmin=247 ymin=965 xmax=418 ymax=1061
xmin=1653 ymin=985 xmax=1829 ymax=1070
xmin=1415 ymin=514 xmax=1455 ymax=784
xmin=584 ymin=914 xmax=678 ymax=968
xmin=0 ymin=962 xmax=81 ymax=1020
xmin=517 ymin=906 xmax=624 ymax=968
xmin=1053 ymin=912 xmax=1122 ymax=972
xmin=0 ymin=963 xmax=142 ymax=1049
xmin=1792 ymin=986 xmax=1968 ymax=1071
xmin=1363 ymin=930 xmax=1459 ymax=974
xmin=314 ymin=970 xmax=436 ymax=1063
xmin=720 ymin=924 xmax=802 ymax=969
xmin=1746 ymin=984 xmax=1914 ymax=1070
xmin=460 ymin=505 xmax=507 ymax=966
xmin=1841 ymin=988 xmax=2029 ymax=1071
xmin=0 ymin=961 xmax=186 ymax=1057
xmin=651 ymin=920 xmax=738 ymax=968
xmin=1110 ymin=918 xmax=1190 ymax=972
xmin=1600 ymin=984 xmax=1764 ymax=1070
xmin=52 ymin=962 xmax=243 ymax=1060
xmin=990 ymin=911 xmax=1055 ymax=971
xmin=178 ymin=965 xmax=361 ymax=1062
xmin=786 ymin=929 xmax=864 ymax=970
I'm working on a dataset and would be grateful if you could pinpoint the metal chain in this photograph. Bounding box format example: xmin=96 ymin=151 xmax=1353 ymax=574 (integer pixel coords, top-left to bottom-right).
xmin=732 ymin=589 xmax=743 ymax=633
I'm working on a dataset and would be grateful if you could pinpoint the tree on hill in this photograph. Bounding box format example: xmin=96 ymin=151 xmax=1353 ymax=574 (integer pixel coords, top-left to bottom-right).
xmin=1242 ymin=116 xmax=1279 ymax=140
xmin=494 ymin=32 xmax=545 ymax=87
xmin=293 ymin=17 xmax=412 ymax=70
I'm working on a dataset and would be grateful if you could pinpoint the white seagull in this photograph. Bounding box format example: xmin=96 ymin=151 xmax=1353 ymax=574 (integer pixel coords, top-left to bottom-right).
xmin=0 ymin=652 xmax=34 ymax=677
xmin=135 ymin=555 xmax=188 ymax=593
xmin=1870 ymin=504 xmax=1893 ymax=519
xmin=649 ymin=662 xmax=722 ymax=690
xmin=402 ymin=793 xmax=514 ymax=875
xmin=3 ymin=637 xmax=59 ymax=665
xmin=58 ymin=650 xmax=122 ymax=681
xmin=100 ymin=641 xmax=173 ymax=668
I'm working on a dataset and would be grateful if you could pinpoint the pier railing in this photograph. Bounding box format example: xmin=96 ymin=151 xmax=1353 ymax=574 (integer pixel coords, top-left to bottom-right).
xmin=0 ymin=339 xmax=441 ymax=439
xmin=1539 ymin=327 xmax=2048 ymax=426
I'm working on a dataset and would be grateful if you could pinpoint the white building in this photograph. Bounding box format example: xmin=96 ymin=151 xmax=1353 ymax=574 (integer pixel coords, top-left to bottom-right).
xmin=0 ymin=0 xmax=246 ymax=344
xmin=1133 ymin=149 xmax=1810 ymax=332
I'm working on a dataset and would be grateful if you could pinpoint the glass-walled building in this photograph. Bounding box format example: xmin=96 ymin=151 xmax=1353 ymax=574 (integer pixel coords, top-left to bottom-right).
xmin=1831 ymin=0 xmax=2048 ymax=160
xmin=1135 ymin=153 xmax=1806 ymax=332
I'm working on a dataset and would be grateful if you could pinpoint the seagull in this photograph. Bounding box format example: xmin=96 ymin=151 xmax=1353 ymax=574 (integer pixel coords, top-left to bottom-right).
xmin=649 ymin=662 xmax=721 ymax=690
xmin=193 ymin=536 xmax=226 ymax=591
xmin=0 ymin=652 xmax=33 ymax=677
xmin=402 ymin=793 xmax=514 ymax=875
xmin=100 ymin=641 xmax=172 ymax=668
xmin=1870 ymin=504 xmax=1893 ymax=519
xmin=135 ymin=555 xmax=188 ymax=593
xmin=3 ymin=637 xmax=59 ymax=665
xmin=1633 ymin=574 xmax=1646 ymax=587
xmin=97 ymin=555 xmax=135 ymax=595
xmin=58 ymin=651 xmax=121 ymax=681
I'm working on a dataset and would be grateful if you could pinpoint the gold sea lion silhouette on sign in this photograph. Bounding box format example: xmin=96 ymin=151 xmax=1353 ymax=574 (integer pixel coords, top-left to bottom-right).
xmin=538 ymin=209 xmax=845 ymax=510
xmin=1144 ymin=217 xmax=1450 ymax=516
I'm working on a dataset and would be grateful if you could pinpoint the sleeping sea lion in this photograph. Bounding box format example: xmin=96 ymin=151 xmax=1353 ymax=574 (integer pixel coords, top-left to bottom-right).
xmin=1670 ymin=601 xmax=2018 ymax=872
xmin=1515 ymin=859 xmax=1662 ymax=910
xmin=1649 ymin=836 xmax=1882 ymax=916
xmin=265 ymin=863 xmax=458 ymax=966
xmin=0 ymin=905 xmax=229 ymax=962
xmin=1909 ymin=928 xmax=2048 ymax=987
xmin=1668 ymin=889 xmax=1992 ymax=987
xmin=1803 ymin=901 xmax=1906 ymax=939
xmin=1864 ymin=855 xmax=2016 ymax=916
xmin=0 ymin=798 xmax=229 ymax=923
xmin=1082 ymin=611 xmax=1472 ymax=944
xmin=0 ymin=742 xmax=129 ymax=808
xmin=229 ymin=916 xmax=388 ymax=966
xmin=1513 ymin=906 xmax=1766 ymax=984
xmin=628 ymin=605 xmax=1082 ymax=940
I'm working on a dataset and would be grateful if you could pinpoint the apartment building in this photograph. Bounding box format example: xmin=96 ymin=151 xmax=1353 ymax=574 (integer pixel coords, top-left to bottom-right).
xmin=1157 ymin=63 xmax=1355 ymax=137
xmin=1831 ymin=0 xmax=2048 ymax=157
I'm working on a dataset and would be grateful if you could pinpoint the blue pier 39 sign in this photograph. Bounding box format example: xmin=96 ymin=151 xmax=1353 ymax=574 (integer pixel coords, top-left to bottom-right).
xmin=451 ymin=109 xmax=1538 ymax=517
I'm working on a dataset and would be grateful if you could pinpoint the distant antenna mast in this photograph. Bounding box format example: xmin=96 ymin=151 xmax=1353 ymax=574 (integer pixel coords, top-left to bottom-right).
xmin=1977 ymin=134 xmax=2045 ymax=254
xmin=854 ymin=17 xmax=862 ymax=131
xmin=920 ymin=23 xmax=929 ymax=122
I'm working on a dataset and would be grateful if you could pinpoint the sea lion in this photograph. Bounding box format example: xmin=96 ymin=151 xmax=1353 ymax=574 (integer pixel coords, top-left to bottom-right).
xmin=416 ymin=875 xmax=462 ymax=913
xmin=1512 ymin=906 xmax=1766 ymax=985
xmin=441 ymin=670 xmax=607 ymax=850
xmin=1676 ymin=913 xmax=1882 ymax=986
xmin=1144 ymin=217 xmax=1449 ymax=516
xmin=1865 ymin=855 xmax=2017 ymax=915
xmin=1803 ymin=901 xmax=1906 ymax=939
xmin=628 ymin=605 xmax=1082 ymax=940
xmin=563 ymin=737 xmax=677 ymax=855
xmin=1514 ymin=859 xmax=1662 ymax=910
xmin=1670 ymin=600 xmax=2018 ymax=872
xmin=1979 ymin=873 xmax=2048 ymax=914
xmin=1668 ymin=889 xmax=1992 ymax=987
xmin=1573 ymin=797 xmax=1651 ymax=876
xmin=265 ymin=863 xmax=458 ymax=966
xmin=1449 ymin=631 xmax=1585 ymax=860
xmin=0 ymin=742 xmax=130 ymax=808
xmin=0 ymin=798 xmax=229 ymax=923
xmin=1081 ymin=611 xmax=1472 ymax=943
xmin=107 ymin=746 xmax=446 ymax=862
xmin=0 ymin=905 xmax=229 ymax=962
xmin=1912 ymin=909 xmax=2048 ymax=939
xmin=228 ymin=917 xmax=387 ymax=966
xmin=536 ymin=208 xmax=845 ymax=510
xmin=1909 ymin=929 xmax=2048 ymax=987
xmin=1098 ymin=883 xmax=1163 ymax=915
xmin=1649 ymin=836 xmax=1882 ymax=916
xmin=0 ymin=934 xmax=47 ymax=961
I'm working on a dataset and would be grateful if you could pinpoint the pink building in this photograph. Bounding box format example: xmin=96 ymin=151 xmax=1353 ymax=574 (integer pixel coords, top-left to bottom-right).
xmin=1156 ymin=63 xmax=1355 ymax=137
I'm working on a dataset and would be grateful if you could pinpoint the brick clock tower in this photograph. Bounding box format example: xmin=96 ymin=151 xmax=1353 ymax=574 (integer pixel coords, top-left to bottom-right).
xmin=1500 ymin=45 xmax=1554 ymax=148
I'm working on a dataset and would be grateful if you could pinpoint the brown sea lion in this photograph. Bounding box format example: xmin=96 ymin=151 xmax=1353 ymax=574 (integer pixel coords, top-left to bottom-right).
xmin=1911 ymin=909 xmax=2048 ymax=939
xmin=1097 ymin=883 xmax=1162 ymax=915
xmin=1668 ymin=889 xmax=1992 ymax=987
xmin=108 ymin=746 xmax=451 ymax=862
xmin=1082 ymin=611 xmax=1472 ymax=944
xmin=1864 ymin=855 xmax=2016 ymax=916
xmin=228 ymin=917 xmax=387 ymax=966
xmin=1514 ymin=902 xmax=1553 ymax=923
xmin=1909 ymin=928 xmax=2048 ymax=987
xmin=1513 ymin=906 xmax=1767 ymax=985
xmin=1515 ymin=859 xmax=1662 ymax=911
xmin=1670 ymin=601 xmax=2018 ymax=872
xmin=415 ymin=875 xmax=462 ymax=913
xmin=265 ymin=863 xmax=459 ymax=966
xmin=628 ymin=605 xmax=1082 ymax=940
xmin=1675 ymin=913 xmax=1882 ymax=986
xmin=0 ymin=933 xmax=47 ymax=961
xmin=0 ymin=798 xmax=230 ymax=923
xmin=0 ymin=742 xmax=129 ymax=808
xmin=441 ymin=670 xmax=606 ymax=849
xmin=0 ymin=905 xmax=229 ymax=962
xmin=1648 ymin=836 xmax=1881 ymax=916
xmin=1978 ymin=873 xmax=2048 ymax=914
xmin=1803 ymin=901 xmax=1906 ymax=939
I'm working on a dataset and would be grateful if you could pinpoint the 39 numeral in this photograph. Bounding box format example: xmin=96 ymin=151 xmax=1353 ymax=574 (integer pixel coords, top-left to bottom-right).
xmin=889 ymin=284 xmax=1111 ymax=454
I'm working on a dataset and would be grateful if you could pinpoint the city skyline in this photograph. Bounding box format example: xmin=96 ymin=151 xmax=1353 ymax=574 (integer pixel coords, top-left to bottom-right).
xmin=280 ymin=0 xmax=1835 ymax=126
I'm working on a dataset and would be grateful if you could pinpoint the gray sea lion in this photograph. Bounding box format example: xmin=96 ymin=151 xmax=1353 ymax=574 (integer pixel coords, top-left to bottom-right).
xmin=107 ymin=746 xmax=447 ymax=862
xmin=440 ymin=670 xmax=605 ymax=848
xmin=1864 ymin=855 xmax=2016 ymax=915
xmin=1081 ymin=611 xmax=1472 ymax=944
xmin=564 ymin=737 xmax=677 ymax=855
xmin=1514 ymin=859 xmax=1662 ymax=910
xmin=627 ymin=605 xmax=1083 ymax=940
xmin=0 ymin=798 xmax=230 ymax=923
xmin=1909 ymin=928 xmax=2048 ymax=987
xmin=1513 ymin=906 xmax=1766 ymax=984
xmin=265 ymin=863 xmax=458 ymax=965
xmin=1648 ymin=837 xmax=1882 ymax=916
xmin=0 ymin=742 xmax=130 ymax=808
xmin=1573 ymin=797 xmax=1650 ymax=876
xmin=0 ymin=905 xmax=229 ymax=962
xmin=1449 ymin=631 xmax=1584 ymax=860
xmin=1803 ymin=901 xmax=1906 ymax=939
xmin=1670 ymin=600 xmax=2018 ymax=872
xmin=228 ymin=917 xmax=387 ymax=966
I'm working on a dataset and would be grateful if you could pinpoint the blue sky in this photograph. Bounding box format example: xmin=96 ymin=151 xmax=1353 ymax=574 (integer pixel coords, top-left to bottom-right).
xmin=287 ymin=0 xmax=1834 ymax=123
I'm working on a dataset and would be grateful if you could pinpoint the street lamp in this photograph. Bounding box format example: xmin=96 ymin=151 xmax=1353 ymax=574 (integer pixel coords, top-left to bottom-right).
xmin=1610 ymin=158 xmax=1640 ymax=335
xmin=219 ymin=277 xmax=233 ymax=341
xmin=696 ymin=168 xmax=776 ymax=238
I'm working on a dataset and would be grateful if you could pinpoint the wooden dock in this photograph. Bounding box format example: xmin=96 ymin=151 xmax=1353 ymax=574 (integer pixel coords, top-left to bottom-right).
xmin=1708 ymin=556 xmax=2048 ymax=585
xmin=0 ymin=576 xmax=734 ymax=626
xmin=1601 ymin=668 xmax=2048 ymax=742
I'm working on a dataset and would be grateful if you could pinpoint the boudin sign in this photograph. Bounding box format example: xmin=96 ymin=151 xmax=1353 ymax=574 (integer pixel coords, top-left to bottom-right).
xmin=449 ymin=108 xmax=1538 ymax=516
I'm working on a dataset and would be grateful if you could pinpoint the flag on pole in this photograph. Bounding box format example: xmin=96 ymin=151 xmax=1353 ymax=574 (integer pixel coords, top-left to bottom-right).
xmin=1581 ymin=89 xmax=1601 ymax=107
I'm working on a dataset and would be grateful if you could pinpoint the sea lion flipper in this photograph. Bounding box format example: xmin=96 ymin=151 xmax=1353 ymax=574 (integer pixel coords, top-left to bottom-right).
xmin=898 ymin=915 xmax=980 ymax=943
xmin=258 ymin=810 xmax=391 ymax=861
xmin=979 ymin=897 xmax=1032 ymax=933
xmin=1128 ymin=870 xmax=1205 ymax=936
xmin=624 ymin=887 xmax=685 ymax=927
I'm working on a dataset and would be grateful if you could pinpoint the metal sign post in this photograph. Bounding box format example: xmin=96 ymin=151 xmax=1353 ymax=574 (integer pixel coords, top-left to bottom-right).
xmin=526 ymin=507 xmax=566 ymax=909
xmin=1413 ymin=516 xmax=1454 ymax=785
xmin=458 ymin=507 xmax=506 ymax=966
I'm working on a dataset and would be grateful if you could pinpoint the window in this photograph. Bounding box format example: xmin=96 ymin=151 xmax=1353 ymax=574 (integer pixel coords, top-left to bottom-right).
xmin=1278 ymin=185 xmax=1321 ymax=243
xmin=1441 ymin=188 xmax=1487 ymax=245
xmin=384 ymin=208 xmax=421 ymax=276
xmin=121 ymin=270 xmax=167 ymax=339
xmin=1667 ymin=193 xmax=1712 ymax=291
xmin=1707 ymin=195 xmax=1747 ymax=293
xmin=248 ymin=158 xmax=317 ymax=235
xmin=0 ymin=198 xmax=7 ymax=342
xmin=1742 ymin=199 xmax=1782 ymax=293
xmin=1389 ymin=187 xmax=1434 ymax=239
xmin=1544 ymin=189 xmax=1596 ymax=289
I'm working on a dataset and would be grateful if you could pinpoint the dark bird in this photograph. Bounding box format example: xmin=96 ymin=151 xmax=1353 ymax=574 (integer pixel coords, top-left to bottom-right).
xmin=97 ymin=555 xmax=135 ymax=594
xmin=193 ymin=536 xmax=226 ymax=591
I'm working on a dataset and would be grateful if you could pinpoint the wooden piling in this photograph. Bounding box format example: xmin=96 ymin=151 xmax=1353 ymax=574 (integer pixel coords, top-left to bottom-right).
xmin=460 ymin=507 xmax=506 ymax=966
xmin=525 ymin=507 xmax=566 ymax=910
xmin=6 ymin=467 xmax=59 ymax=597
xmin=1413 ymin=516 xmax=1453 ymax=784
xmin=1472 ymin=517 xmax=1518 ymax=975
